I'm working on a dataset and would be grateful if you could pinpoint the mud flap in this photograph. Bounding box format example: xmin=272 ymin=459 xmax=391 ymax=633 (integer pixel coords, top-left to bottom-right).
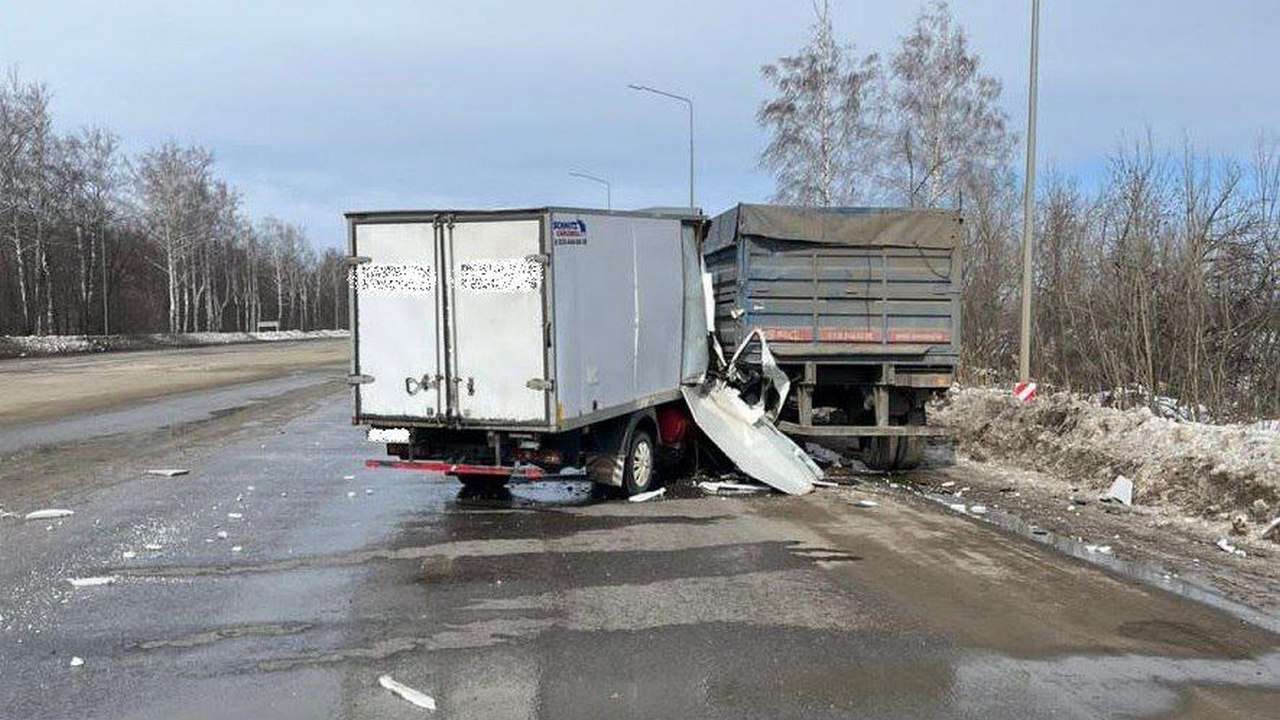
xmin=680 ymin=382 xmax=820 ymax=496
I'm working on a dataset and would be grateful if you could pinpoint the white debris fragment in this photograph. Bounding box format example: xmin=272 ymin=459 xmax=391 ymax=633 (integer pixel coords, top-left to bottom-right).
xmin=347 ymin=491 xmax=357 ymax=498
xmin=378 ymin=674 xmax=436 ymax=711
xmin=69 ymin=656 xmax=84 ymax=667
xmin=1262 ymin=517 xmax=1280 ymax=542
xmin=1101 ymin=475 xmax=1134 ymax=506
xmin=364 ymin=488 xmax=373 ymax=495
xmin=1084 ymin=544 xmax=1113 ymax=555
xmin=146 ymin=469 xmax=189 ymax=477
xmin=1215 ymin=538 xmax=1247 ymax=558
xmin=948 ymin=503 xmax=967 ymax=513
xmin=216 ymin=531 xmax=228 ymax=539
xmin=696 ymin=481 xmax=767 ymax=495
xmin=628 ymin=487 xmax=666 ymax=503
xmin=343 ymin=475 xmax=355 ymax=481
xmin=939 ymin=481 xmax=956 ymax=489
xmin=24 ymin=509 xmax=74 ymax=521
xmin=66 ymin=576 xmax=116 ymax=588
xmin=144 ymin=544 xmax=163 ymax=551
xmin=811 ymin=480 xmax=839 ymax=488
xmin=231 ymin=546 xmax=243 ymax=553
xmin=121 ymin=550 xmax=137 ymax=559
xmin=247 ymin=485 xmax=255 ymax=491
xmin=227 ymin=512 xmax=243 ymax=519
xmin=969 ymin=505 xmax=988 ymax=515
xmin=804 ymin=443 xmax=844 ymax=465
xmin=855 ymin=499 xmax=879 ymax=508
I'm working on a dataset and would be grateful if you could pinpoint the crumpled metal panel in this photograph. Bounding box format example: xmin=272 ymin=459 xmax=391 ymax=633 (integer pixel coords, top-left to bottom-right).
xmin=680 ymin=382 xmax=820 ymax=496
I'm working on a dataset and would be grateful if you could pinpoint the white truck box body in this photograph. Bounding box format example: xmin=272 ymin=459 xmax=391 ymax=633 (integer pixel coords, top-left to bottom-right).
xmin=348 ymin=208 xmax=705 ymax=432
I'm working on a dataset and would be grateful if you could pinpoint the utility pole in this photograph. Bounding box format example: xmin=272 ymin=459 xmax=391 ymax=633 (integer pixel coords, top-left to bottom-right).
xmin=101 ymin=230 xmax=110 ymax=335
xmin=627 ymin=84 xmax=694 ymax=210
xmin=1018 ymin=0 xmax=1040 ymax=382
xmin=568 ymin=171 xmax=612 ymax=209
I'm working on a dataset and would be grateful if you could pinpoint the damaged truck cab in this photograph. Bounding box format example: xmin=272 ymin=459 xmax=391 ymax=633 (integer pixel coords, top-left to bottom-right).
xmin=705 ymin=205 xmax=962 ymax=470
xmin=347 ymin=208 xmax=708 ymax=495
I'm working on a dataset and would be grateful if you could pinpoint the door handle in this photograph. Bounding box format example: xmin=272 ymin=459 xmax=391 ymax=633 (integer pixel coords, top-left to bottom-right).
xmin=405 ymin=374 xmax=441 ymax=395
xmin=466 ymin=377 xmax=475 ymax=396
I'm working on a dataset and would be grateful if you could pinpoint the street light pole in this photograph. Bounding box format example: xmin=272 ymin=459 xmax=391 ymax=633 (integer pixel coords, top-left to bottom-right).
xmin=568 ymin=171 xmax=612 ymax=209
xmin=1018 ymin=0 xmax=1040 ymax=382
xmin=627 ymin=84 xmax=694 ymax=210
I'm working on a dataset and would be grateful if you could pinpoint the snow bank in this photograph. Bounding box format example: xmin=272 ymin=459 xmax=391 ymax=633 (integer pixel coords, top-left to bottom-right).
xmin=933 ymin=387 xmax=1280 ymax=520
xmin=0 ymin=330 xmax=348 ymax=359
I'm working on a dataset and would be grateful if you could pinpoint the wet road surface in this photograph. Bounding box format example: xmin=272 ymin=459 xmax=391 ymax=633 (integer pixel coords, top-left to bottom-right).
xmin=1 ymin=379 xmax=1277 ymax=718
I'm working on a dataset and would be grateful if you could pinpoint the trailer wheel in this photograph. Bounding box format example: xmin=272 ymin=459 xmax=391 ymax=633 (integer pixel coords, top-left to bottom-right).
xmin=863 ymin=437 xmax=924 ymax=471
xmin=621 ymin=428 xmax=656 ymax=496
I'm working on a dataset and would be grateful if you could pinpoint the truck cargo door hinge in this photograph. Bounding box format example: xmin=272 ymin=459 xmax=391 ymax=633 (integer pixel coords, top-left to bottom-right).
xmin=346 ymin=256 xmax=372 ymax=266
xmin=346 ymin=374 xmax=374 ymax=385
xmin=526 ymin=378 xmax=554 ymax=392
xmin=525 ymin=253 xmax=550 ymax=266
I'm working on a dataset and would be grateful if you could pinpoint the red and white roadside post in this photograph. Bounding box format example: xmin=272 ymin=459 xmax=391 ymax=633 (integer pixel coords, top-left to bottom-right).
xmin=1014 ymin=380 xmax=1037 ymax=403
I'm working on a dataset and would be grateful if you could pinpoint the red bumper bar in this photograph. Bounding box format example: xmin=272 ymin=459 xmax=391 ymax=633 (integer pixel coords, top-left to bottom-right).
xmin=365 ymin=459 xmax=547 ymax=479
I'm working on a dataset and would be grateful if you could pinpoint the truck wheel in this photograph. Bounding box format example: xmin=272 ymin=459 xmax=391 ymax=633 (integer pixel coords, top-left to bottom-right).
xmin=622 ymin=428 xmax=656 ymax=496
xmin=863 ymin=437 xmax=923 ymax=471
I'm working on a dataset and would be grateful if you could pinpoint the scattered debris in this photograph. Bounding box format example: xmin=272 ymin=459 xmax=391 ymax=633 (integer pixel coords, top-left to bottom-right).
xmin=227 ymin=512 xmax=243 ymax=519
xmin=69 ymin=656 xmax=84 ymax=667
xmin=628 ymin=488 xmax=666 ymax=503
xmin=1262 ymin=517 xmax=1280 ymax=542
xmin=143 ymin=544 xmax=163 ymax=551
xmin=378 ymin=674 xmax=436 ymax=711
xmin=948 ymin=503 xmax=967 ymax=513
xmin=1085 ymin=544 xmax=1113 ymax=555
xmin=347 ymin=491 xmax=357 ymax=498
xmin=216 ymin=531 xmax=228 ymax=539
xmin=939 ymin=481 xmax=956 ymax=489
xmin=855 ymin=499 xmax=879 ymax=508
xmin=343 ymin=475 xmax=355 ymax=481
xmin=66 ymin=576 xmax=116 ymax=588
xmin=121 ymin=550 xmax=137 ymax=559
xmin=25 ymin=509 xmax=74 ymax=521
xmin=1101 ymin=475 xmax=1134 ymax=506
xmin=1215 ymin=538 xmax=1247 ymax=558
xmin=697 ymin=481 xmax=767 ymax=495
xmin=145 ymin=469 xmax=189 ymax=477
xmin=804 ymin=443 xmax=844 ymax=466
xmin=810 ymin=479 xmax=840 ymax=488
xmin=969 ymin=505 xmax=988 ymax=515
xmin=1230 ymin=514 xmax=1249 ymax=536
xmin=231 ymin=546 xmax=243 ymax=553
xmin=364 ymin=488 xmax=373 ymax=495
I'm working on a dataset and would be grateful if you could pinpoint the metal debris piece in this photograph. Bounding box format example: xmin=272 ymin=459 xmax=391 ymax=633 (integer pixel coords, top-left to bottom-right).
xmin=939 ymin=481 xmax=956 ymax=489
xmin=69 ymin=656 xmax=84 ymax=667
xmin=811 ymin=480 xmax=839 ymax=488
xmin=628 ymin=488 xmax=666 ymax=503
xmin=969 ymin=505 xmax=988 ymax=515
xmin=67 ymin=576 xmax=116 ymax=588
xmin=1262 ymin=517 xmax=1280 ymax=542
xmin=948 ymin=503 xmax=967 ymax=513
xmin=379 ymin=674 xmax=436 ymax=711
xmin=25 ymin=509 xmax=74 ymax=521
xmin=855 ymin=499 xmax=879 ymax=508
xmin=231 ymin=546 xmax=243 ymax=553
xmin=227 ymin=512 xmax=243 ymax=519
xmin=1215 ymin=538 xmax=1247 ymax=558
xmin=145 ymin=469 xmax=189 ymax=477
xmin=804 ymin=443 xmax=844 ymax=466
xmin=1084 ymin=544 xmax=1113 ymax=555
xmin=1101 ymin=475 xmax=1133 ymax=506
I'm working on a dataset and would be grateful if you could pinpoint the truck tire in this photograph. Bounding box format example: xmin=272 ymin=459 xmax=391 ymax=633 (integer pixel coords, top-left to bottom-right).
xmin=863 ymin=437 xmax=924 ymax=471
xmin=621 ymin=428 xmax=656 ymax=496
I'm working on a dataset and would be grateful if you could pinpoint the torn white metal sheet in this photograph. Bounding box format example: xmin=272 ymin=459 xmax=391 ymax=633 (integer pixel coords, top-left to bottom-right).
xmin=627 ymin=487 xmax=666 ymax=503
xmin=680 ymin=383 xmax=819 ymax=496
xmin=24 ymin=509 xmax=74 ymax=520
xmin=379 ymin=674 xmax=437 ymax=711
xmin=727 ymin=329 xmax=790 ymax=420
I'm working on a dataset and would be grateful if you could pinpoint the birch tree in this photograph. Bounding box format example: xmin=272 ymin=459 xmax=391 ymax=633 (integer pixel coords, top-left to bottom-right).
xmin=758 ymin=0 xmax=883 ymax=205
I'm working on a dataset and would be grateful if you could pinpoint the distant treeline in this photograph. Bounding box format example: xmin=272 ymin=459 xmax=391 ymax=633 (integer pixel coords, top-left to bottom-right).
xmin=0 ymin=70 xmax=347 ymax=338
xmin=758 ymin=1 xmax=1279 ymax=420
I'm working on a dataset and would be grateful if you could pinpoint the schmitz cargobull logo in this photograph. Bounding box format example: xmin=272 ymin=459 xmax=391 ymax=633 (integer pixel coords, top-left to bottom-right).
xmin=552 ymin=218 xmax=588 ymax=245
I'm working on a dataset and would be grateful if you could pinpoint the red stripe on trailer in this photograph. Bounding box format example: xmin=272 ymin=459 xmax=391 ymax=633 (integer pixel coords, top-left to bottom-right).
xmin=364 ymin=459 xmax=546 ymax=478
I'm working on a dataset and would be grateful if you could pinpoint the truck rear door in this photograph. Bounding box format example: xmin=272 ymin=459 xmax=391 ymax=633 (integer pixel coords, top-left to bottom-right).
xmin=352 ymin=220 xmax=443 ymax=420
xmin=444 ymin=218 xmax=549 ymax=424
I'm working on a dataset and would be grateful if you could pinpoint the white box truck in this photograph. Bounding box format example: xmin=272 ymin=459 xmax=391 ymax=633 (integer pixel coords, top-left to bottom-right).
xmin=347 ymin=207 xmax=709 ymax=495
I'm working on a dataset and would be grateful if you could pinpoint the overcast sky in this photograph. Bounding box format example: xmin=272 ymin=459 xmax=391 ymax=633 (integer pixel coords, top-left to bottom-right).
xmin=1 ymin=0 xmax=1275 ymax=247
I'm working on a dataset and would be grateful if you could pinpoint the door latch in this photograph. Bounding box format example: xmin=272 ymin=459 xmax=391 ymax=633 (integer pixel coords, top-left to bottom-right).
xmin=466 ymin=377 xmax=475 ymax=396
xmin=404 ymin=374 xmax=441 ymax=395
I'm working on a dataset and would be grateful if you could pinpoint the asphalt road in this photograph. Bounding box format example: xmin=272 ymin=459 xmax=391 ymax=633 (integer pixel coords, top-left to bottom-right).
xmin=0 ymin=349 xmax=1277 ymax=719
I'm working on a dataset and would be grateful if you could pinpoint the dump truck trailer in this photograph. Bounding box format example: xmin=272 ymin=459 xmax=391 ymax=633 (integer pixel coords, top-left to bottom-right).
xmin=348 ymin=207 xmax=709 ymax=494
xmin=705 ymin=204 xmax=963 ymax=469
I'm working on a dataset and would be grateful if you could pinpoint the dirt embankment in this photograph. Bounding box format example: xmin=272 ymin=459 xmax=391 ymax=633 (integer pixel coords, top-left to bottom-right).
xmin=0 ymin=330 xmax=349 ymax=359
xmin=933 ymin=388 xmax=1280 ymax=527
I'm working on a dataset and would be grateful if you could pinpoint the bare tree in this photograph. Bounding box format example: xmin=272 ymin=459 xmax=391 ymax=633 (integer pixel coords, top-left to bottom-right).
xmin=758 ymin=0 xmax=883 ymax=205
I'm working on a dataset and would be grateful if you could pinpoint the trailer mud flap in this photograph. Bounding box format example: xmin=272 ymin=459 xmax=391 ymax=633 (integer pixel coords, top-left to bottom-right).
xmin=680 ymin=383 xmax=820 ymax=496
